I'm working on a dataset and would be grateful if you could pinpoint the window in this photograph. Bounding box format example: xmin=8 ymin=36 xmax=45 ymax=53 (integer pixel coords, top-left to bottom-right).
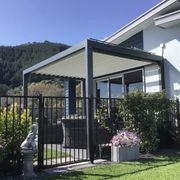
xmin=95 ymin=69 xmax=143 ymax=98
xmin=120 ymin=31 xmax=144 ymax=50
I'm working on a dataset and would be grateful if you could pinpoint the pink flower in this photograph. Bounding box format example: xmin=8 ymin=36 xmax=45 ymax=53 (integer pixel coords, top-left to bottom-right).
xmin=111 ymin=130 xmax=140 ymax=147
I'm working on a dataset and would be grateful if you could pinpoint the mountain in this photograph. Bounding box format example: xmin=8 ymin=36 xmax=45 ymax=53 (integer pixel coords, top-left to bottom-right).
xmin=0 ymin=41 xmax=70 ymax=88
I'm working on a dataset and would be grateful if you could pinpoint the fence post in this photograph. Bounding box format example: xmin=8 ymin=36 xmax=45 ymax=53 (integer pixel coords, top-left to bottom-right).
xmin=177 ymin=99 xmax=180 ymax=128
xmin=38 ymin=94 xmax=44 ymax=170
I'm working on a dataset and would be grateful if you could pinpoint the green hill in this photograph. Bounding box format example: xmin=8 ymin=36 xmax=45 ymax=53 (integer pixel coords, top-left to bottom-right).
xmin=0 ymin=41 xmax=70 ymax=88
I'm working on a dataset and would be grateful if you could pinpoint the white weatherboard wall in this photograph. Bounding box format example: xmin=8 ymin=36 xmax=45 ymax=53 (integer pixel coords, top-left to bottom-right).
xmin=143 ymin=24 xmax=180 ymax=98
xmin=145 ymin=65 xmax=161 ymax=93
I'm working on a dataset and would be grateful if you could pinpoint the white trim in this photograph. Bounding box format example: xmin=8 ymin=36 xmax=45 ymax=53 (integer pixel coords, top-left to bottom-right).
xmin=154 ymin=9 xmax=180 ymax=28
xmin=105 ymin=0 xmax=178 ymax=43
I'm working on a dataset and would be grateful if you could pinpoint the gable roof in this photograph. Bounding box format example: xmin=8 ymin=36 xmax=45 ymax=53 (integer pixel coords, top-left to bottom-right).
xmin=105 ymin=0 xmax=180 ymax=44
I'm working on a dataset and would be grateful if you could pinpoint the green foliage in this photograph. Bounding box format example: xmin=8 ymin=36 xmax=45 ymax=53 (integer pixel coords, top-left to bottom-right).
xmin=0 ymin=84 xmax=9 ymax=95
xmin=95 ymin=104 xmax=122 ymax=134
xmin=0 ymin=103 xmax=32 ymax=176
xmin=95 ymin=105 xmax=109 ymax=131
xmin=28 ymin=80 xmax=64 ymax=96
xmin=169 ymin=99 xmax=180 ymax=146
xmin=7 ymin=86 xmax=22 ymax=96
xmin=118 ymin=91 xmax=174 ymax=153
xmin=0 ymin=41 xmax=70 ymax=88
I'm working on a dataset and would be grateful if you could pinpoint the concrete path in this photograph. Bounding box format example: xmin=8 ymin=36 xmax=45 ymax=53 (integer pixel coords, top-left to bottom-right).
xmin=43 ymin=159 xmax=112 ymax=174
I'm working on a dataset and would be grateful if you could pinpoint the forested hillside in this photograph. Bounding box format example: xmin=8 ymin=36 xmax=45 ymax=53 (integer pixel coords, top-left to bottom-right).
xmin=0 ymin=41 xmax=70 ymax=88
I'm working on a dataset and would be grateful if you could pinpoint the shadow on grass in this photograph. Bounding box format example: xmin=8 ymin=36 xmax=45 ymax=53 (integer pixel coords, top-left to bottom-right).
xmin=44 ymin=149 xmax=180 ymax=180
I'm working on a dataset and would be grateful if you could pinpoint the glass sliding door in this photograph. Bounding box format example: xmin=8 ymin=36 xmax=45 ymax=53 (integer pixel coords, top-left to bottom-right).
xmin=96 ymin=80 xmax=108 ymax=98
xmin=109 ymin=77 xmax=123 ymax=98
xmin=95 ymin=69 xmax=143 ymax=97
xmin=124 ymin=70 xmax=143 ymax=93
xmin=96 ymin=77 xmax=123 ymax=98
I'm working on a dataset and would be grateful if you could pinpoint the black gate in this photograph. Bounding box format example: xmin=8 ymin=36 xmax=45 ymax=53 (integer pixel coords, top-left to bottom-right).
xmin=38 ymin=96 xmax=89 ymax=168
xmin=37 ymin=97 xmax=125 ymax=168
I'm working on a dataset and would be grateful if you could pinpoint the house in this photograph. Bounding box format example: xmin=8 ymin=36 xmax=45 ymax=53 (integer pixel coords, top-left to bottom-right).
xmin=23 ymin=0 xmax=180 ymax=112
xmin=105 ymin=0 xmax=180 ymax=98
xmin=22 ymin=0 xmax=180 ymax=162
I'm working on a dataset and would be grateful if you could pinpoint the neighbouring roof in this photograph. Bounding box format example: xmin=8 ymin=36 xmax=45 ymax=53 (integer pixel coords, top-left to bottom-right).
xmin=105 ymin=0 xmax=180 ymax=44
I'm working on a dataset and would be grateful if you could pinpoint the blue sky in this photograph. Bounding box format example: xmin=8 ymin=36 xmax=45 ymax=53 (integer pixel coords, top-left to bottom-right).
xmin=0 ymin=0 xmax=162 ymax=46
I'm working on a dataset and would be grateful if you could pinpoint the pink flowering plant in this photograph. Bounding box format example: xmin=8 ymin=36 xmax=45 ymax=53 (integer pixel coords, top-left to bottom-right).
xmin=111 ymin=130 xmax=140 ymax=147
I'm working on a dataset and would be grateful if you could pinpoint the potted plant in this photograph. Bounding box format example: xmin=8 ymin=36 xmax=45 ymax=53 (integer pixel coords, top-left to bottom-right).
xmin=111 ymin=130 xmax=140 ymax=162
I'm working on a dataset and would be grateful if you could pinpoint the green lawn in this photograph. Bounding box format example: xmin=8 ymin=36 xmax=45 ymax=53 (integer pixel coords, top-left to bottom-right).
xmin=43 ymin=149 xmax=180 ymax=180
xmin=34 ymin=148 xmax=69 ymax=161
xmin=43 ymin=148 xmax=68 ymax=159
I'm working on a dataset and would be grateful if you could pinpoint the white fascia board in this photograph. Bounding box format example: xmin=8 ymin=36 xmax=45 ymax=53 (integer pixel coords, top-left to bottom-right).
xmin=23 ymin=40 xmax=87 ymax=75
xmin=105 ymin=0 xmax=177 ymax=43
xmin=154 ymin=9 xmax=180 ymax=28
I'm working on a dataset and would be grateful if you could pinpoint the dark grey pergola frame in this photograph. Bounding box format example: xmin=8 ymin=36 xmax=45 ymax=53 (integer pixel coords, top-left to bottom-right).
xmin=23 ymin=39 xmax=164 ymax=163
xmin=23 ymin=39 xmax=164 ymax=97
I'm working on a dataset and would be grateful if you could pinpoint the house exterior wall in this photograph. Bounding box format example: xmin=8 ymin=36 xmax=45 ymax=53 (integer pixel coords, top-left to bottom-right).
xmin=144 ymin=64 xmax=161 ymax=93
xmin=143 ymin=24 xmax=180 ymax=98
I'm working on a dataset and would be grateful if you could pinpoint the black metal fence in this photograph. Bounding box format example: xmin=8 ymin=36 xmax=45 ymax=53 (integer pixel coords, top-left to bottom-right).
xmin=0 ymin=96 xmax=40 ymax=177
xmin=0 ymin=95 xmax=179 ymax=177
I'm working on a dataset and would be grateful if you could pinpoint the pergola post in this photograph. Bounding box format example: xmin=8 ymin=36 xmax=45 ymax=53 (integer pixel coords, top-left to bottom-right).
xmin=85 ymin=40 xmax=94 ymax=163
xmin=23 ymin=73 xmax=30 ymax=96
xmin=23 ymin=73 xmax=30 ymax=108
xmin=82 ymin=79 xmax=86 ymax=116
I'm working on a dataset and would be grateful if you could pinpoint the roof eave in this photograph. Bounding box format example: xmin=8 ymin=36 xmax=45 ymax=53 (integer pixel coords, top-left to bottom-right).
xmin=105 ymin=0 xmax=178 ymax=43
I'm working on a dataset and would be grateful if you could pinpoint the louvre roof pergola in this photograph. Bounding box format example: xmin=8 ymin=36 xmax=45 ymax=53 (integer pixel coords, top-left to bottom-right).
xmin=23 ymin=39 xmax=163 ymax=98
xmin=23 ymin=39 xmax=163 ymax=163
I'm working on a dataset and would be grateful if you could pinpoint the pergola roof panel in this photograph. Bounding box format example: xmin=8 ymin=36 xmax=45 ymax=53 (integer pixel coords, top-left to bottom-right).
xmin=33 ymin=50 xmax=85 ymax=78
xmin=23 ymin=39 xmax=162 ymax=79
xmin=93 ymin=52 xmax=151 ymax=78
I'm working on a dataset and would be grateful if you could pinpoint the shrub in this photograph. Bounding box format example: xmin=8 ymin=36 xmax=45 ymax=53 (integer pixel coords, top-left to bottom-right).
xmin=0 ymin=103 xmax=32 ymax=176
xmin=118 ymin=91 xmax=173 ymax=153
xmin=95 ymin=102 xmax=122 ymax=134
xmin=95 ymin=105 xmax=109 ymax=131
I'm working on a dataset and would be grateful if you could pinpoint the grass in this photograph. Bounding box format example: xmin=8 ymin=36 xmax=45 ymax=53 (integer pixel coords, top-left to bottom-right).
xmin=34 ymin=148 xmax=69 ymax=161
xmin=43 ymin=149 xmax=180 ymax=180
xmin=43 ymin=148 xmax=68 ymax=160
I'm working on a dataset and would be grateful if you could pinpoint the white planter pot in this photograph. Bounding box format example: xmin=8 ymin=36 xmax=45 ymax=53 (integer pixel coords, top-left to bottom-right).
xmin=111 ymin=145 xmax=139 ymax=162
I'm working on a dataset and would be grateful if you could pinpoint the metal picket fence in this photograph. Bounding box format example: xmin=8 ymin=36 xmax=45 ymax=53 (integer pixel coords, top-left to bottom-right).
xmin=0 ymin=95 xmax=179 ymax=177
